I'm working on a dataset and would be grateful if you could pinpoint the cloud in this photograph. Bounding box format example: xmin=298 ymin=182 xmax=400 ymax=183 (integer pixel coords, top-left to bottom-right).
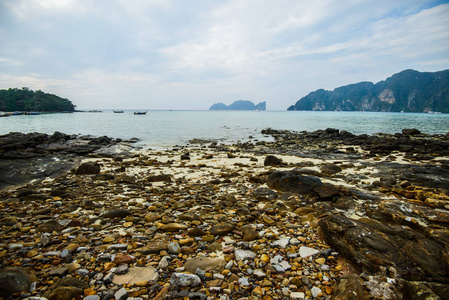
xmin=0 ymin=0 xmax=448 ymax=110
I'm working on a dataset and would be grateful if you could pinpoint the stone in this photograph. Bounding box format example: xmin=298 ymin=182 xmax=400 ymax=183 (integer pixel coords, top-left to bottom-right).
xmin=168 ymin=242 xmax=181 ymax=254
xmin=160 ymin=223 xmax=188 ymax=232
xmin=113 ymin=253 xmax=134 ymax=265
xmin=48 ymin=267 xmax=69 ymax=277
xmin=37 ymin=220 xmax=63 ymax=233
xmin=114 ymin=287 xmax=129 ymax=300
xmin=290 ymin=292 xmax=305 ymax=300
xmin=102 ymin=209 xmax=131 ymax=219
xmin=264 ymin=155 xmax=282 ymax=166
xmin=314 ymin=184 xmax=340 ymax=200
xmin=76 ymin=162 xmax=101 ymax=175
xmin=299 ymin=246 xmax=320 ymax=258
xmin=140 ymin=242 xmax=168 ymax=254
xmin=112 ymin=267 xmax=159 ymax=285
xmin=332 ymin=274 xmax=366 ymax=300
xmin=147 ymin=174 xmax=172 ymax=182
xmin=252 ymin=187 xmax=278 ymax=201
xmin=271 ymin=237 xmax=290 ymax=249
xmin=320 ymin=164 xmax=342 ymax=175
xmin=267 ymin=171 xmax=323 ymax=195
xmin=210 ymin=222 xmax=236 ymax=236
xmin=311 ymin=286 xmax=322 ymax=298
xmin=234 ymin=249 xmax=256 ymax=261
xmin=184 ymin=256 xmax=226 ymax=273
xmin=170 ymin=273 xmax=201 ymax=287
xmin=0 ymin=267 xmax=37 ymax=298
xmin=241 ymin=225 xmax=260 ymax=241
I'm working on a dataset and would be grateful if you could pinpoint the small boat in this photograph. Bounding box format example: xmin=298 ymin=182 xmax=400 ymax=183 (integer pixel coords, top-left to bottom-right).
xmin=113 ymin=110 xmax=124 ymax=113
xmin=0 ymin=112 xmax=11 ymax=117
xmin=134 ymin=111 xmax=147 ymax=115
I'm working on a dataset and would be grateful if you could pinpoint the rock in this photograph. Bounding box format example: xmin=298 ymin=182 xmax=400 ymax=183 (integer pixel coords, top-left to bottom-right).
xmin=252 ymin=187 xmax=278 ymax=201
xmin=264 ymin=155 xmax=282 ymax=166
xmin=168 ymin=242 xmax=180 ymax=254
xmin=332 ymin=274 xmax=367 ymax=300
xmin=76 ymin=162 xmax=101 ymax=174
xmin=267 ymin=171 xmax=323 ymax=195
xmin=241 ymin=225 xmax=260 ymax=241
xmin=234 ymin=249 xmax=256 ymax=261
xmin=184 ymin=257 xmax=226 ymax=273
xmin=299 ymin=246 xmax=319 ymax=258
xmin=140 ymin=242 xmax=168 ymax=254
xmin=113 ymin=253 xmax=134 ymax=265
xmin=147 ymin=174 xmax=172 ymax=182
xmin=320 ymin=164 xmax=342 ymax=175
xmin=0 ymin=267 xmax=37 ymax=298
xmin=290 ymin=292 xmax=305 ymax=300
xmin=320 ymin=214 xmax=449 ymax=282
xmin=311 ymin=286 xmax=322 ymax=298
xmin=188 ymin=227 xmax=207 ymax=237
xmin=402 ymin=128 xmax=421 ymax=135
xmin=160 ymin=223 xmax=188 ymax=232
xmin=210 ymin=222 xmax=235 ymax=236
xmin=48 ymin=267 xmax=69 ymax=277
xmin=403 ymin=280 xmax=449 ymax=300
xmin=170 ymin=273 xmax=201 ymax=287
xmin=314 ymin=184 xmax=340 ymax=200
xmin=37 ymin=220 xmax=63 ymax=233
xmin=44 ymin=276 xmax=88 ymax=300
xmin=112 ymin=267 xmax=159 ymax=285
xmin=102 ymin=209 xmax=132 ymax=219
xmin=114 ymin=287 xmax=129 ymax=300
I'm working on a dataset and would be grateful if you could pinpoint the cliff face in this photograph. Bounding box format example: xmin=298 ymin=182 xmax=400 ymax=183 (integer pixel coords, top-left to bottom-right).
xmin=210 ymin=100 xmax=266 ymax=110
xmin=288 ymin=69 xmax=449 ymax=113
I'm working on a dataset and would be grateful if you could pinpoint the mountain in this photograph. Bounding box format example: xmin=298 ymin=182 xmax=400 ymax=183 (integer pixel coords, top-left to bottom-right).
xmin=287 ymin=69 xmax=449 ymax=113
xmin=0 ymin=87 xmax=76 ymax=112
xmin=210 ymin=100 xmax=266 ymax=110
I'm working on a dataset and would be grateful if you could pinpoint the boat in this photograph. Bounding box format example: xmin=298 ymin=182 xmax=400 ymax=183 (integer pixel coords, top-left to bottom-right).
xmin=0 ymin=112 xmax=11 ymax=117
xmin=113 ymin=110 xmax=124 ymax=113
xmin=134 ymin=111 xmax=147 ymax=115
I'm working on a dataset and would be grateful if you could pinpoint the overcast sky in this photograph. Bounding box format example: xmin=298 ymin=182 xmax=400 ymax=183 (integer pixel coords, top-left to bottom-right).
xmin=1 ymin=0 xmax=449 ymax=110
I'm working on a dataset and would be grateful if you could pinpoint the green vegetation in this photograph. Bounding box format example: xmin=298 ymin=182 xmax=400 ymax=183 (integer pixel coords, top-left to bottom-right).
xmin=210 ymin=100 xmax=266 ymax=110
xmin=0 ymin=87 xmax=76 ymax=112
xmin=288 ymin=69 xmax=449 ymax=113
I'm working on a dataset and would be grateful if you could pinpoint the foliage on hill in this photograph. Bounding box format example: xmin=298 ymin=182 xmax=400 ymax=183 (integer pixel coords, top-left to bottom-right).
xmin=0 ymin=87 xmax=76 ymax=112
xmin=288 ymin=69 xmax=449 ymax=113
xmin=209 ymin=100 xmax=266 ymax=110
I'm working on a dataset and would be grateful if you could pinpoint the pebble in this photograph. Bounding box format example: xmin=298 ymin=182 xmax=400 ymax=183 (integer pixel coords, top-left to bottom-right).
xmin=170 ymin=273 xmax=201 ymax=287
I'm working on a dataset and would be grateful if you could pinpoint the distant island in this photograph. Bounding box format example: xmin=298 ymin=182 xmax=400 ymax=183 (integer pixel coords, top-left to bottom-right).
xmin=288 ymin=69 xmax=449 ymax=113
xmin=0 ymin=87 xmax=76 ymax=112
xmin=209 ymin=100 xmax=266 ymax=110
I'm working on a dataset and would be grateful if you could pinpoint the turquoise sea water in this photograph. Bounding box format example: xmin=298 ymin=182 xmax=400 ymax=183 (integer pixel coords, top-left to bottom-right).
xmin=1 ymin=110 xmax=448 ymax=147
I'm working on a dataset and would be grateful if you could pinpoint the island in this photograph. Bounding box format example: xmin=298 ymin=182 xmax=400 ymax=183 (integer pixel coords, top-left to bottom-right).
xmin=287 ymin=69 xmax=449 ymax=113
xmin=0 ymin=87 xmax=76 ymax=112
xmin=209 ymin=100 xmax=266 ymax=110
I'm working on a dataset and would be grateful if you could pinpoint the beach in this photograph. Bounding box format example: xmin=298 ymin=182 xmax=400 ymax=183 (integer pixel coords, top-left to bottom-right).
xmin=0 ymin=129 xmax=448 ymax=299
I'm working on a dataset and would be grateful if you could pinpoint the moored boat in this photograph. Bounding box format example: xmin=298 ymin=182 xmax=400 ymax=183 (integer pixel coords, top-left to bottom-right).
xmin=113 ymin=110 xmax=124 ymax=113
xmin=134 ymin=111 xmax=147 ymax=115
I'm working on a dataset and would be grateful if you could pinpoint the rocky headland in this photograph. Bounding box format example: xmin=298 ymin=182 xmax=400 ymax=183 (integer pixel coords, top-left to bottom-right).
xmin=0 ymin=129 xmax=448 ymax=300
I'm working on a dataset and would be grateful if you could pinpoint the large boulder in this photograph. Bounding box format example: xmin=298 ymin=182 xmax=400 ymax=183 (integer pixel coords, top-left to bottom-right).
xmin=320 ymin=215 xmax=449 ymax=282
xmin=267 ymin=171 xmax=323 ymax=196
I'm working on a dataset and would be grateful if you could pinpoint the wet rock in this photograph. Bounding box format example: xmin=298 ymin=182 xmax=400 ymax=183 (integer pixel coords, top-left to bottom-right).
xmin=37 ymin=220 xmax=63 ymax=233
xmin=267 ymin=171 xmax=323 ymax=195
xmin=332 ymin=274 xmax=367 ymax=300
xmin=320 ymin=214 xmax=449 ymax=282
xmin=314 ymin=184 xmax=340 ymax=200
xmin=0 ymin=267 xmax=37 ymax=298
xmin=402 ymin=128 xmax=421 ymax=135
xmin=76 ymin=162 xmax=101 ymax=174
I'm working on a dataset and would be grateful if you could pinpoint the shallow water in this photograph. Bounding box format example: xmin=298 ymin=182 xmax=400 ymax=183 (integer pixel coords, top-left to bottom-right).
xmin=1 ymin=110 xmax=448 ymax=147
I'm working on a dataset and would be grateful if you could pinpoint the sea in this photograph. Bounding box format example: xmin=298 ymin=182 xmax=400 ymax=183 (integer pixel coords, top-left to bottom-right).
xmin=1 ymin=110 xmax=448 ymax=148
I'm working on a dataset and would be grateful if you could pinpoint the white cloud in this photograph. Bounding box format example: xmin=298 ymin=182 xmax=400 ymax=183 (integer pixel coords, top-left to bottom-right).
xmin=0 ymin=0 xmax=448 ymax=110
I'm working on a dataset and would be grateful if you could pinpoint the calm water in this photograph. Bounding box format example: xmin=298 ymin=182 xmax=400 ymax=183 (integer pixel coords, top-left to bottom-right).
xmin=1 ymin=110 xmax=448 ymax=147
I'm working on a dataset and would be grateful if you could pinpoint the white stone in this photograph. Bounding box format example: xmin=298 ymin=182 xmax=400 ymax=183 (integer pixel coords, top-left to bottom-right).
xmin=234 ymin=249 xmax=256 ymax=261
xmin=279 ymin=260 xmax=291 ymax=270
xmin=299 ymin=246 xmax=319 ymax=258
xmin=311 ymin=286 xmax=322 ymax=298
xmin=290 ymin=292 xmax=305 ymax=300
xmin=112 ymin=266 xmax=158 ymax=285
xmin=271 ymin=237 xmax=290 ymax=248
xmin=238 ymin=277 xmax=250 ymax=286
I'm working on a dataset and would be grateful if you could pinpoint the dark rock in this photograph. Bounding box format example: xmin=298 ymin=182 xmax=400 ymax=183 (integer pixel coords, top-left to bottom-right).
xmin=314 ymin=184 xmax=340 ymax=200
xmin=267 ymin=171 xmax=323 ymax=195
xmin=147 ymin=174 xmax=172 ymax=182
xmin=241 ymin=225 xmax=260 ymax=241
xmin=44 ymin=275 xmax=88 ymax=300
xmin=102 ymin=209 xmax=132 ymax=219
xmin=252 ymin=187 xmax=278 ymax=201
xmin=320 ymin=164 xmax=342 ymax=175
xmin=0 ymin=267 xmax=37 ymax=298
xmin=403 ymin=281 xmax=449 ymax=300
xmin=76 ymin=162 xmax=101 ymax=175
xmin=332 ymin=274 xmax=367 ymax=300
xmin=320 ymin=214 xmax=449 ymax=282
xmin=38 ymin=220 xmax=63 ymax=233
xmin=402 ymin=128 xmax=421 ymax=135
xmin=181 ymin=154 xmax=190 ymax=160
xmin=264 ymin=155 xmax=282 ymax=166
xmin=210 ymin=222 xmax=236 ymax=236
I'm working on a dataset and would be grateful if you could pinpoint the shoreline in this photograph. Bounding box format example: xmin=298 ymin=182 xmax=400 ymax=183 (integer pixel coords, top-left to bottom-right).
xmin=0 ymin=129 xmax=448 ymax=299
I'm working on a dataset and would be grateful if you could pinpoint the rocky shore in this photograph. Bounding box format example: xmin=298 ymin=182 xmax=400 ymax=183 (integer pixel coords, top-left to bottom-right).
xmin=0 ymin=129 xmax=448 ymax=300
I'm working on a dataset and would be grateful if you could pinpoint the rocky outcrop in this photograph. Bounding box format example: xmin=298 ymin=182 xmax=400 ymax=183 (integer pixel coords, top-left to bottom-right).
xmin=0 ymin=132 xmax=136 ymax=189
xmin=209 ymin=100 xmax=266 ymax=110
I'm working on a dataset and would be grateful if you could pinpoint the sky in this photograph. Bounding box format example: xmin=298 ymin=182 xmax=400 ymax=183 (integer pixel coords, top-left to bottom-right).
xmin=1 ymin=0 xmax=449 ymax=110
